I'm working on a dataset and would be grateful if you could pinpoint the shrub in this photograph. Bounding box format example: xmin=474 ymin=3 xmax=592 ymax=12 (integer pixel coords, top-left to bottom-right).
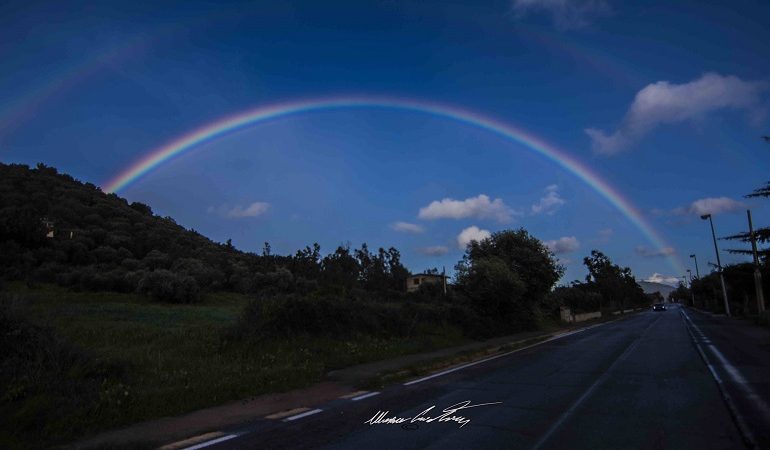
xmin=230 ymin=294 xmax=418 ymax=340
xmin=92 ymin=245 xmax=119 ymax=264
xmin=0 ymin=304 xmax=123 ymax=448
xmin=549 ymin=285 xmax=603 ymax=314
xmin=137 ymin=269 xmax=199 ymax=303
xmin=120 ymin=258 xmax=142 ymax=271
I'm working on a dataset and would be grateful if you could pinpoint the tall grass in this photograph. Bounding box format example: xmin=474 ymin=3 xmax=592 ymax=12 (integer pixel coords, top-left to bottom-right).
xmin=0 ymin=285 xmax=468 ymax=448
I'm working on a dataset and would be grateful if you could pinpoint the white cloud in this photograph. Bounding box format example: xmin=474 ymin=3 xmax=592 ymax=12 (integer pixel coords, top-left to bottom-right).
xmin=531 ymin=184 xmax=565 ymax=215
xmin=545 ymin=236 xmax=580 ymax=254
xmin=683 ymin=197 xmax=745 ymax=216
xmin=586 ymin=73 xmax=769 ymax=154
xmin=391 ymin=221 xmax=424 ymax=234
xmin=512 ymin=0 xmax=611 ymax=30
xmin=636 ymin=246 xmax=676 ymax=258
xmin=457 ymin=226 xmax=492 ymax=249
xmin=209 ymin=202 xmax=270 ymax=218
xmin=419 ymin=194 xmax=515 ymax=222
xmin=418 ymin=245 xmax=450 ymax=256
xmin=645 ymin=273 xmax=681 ymax=287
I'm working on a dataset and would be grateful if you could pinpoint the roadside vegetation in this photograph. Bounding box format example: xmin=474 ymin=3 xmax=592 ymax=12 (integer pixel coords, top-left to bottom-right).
xmin=0 ymin=162 xmax=652 ymax=448
xmin=670 ymin=164 xmax=770 ymax=321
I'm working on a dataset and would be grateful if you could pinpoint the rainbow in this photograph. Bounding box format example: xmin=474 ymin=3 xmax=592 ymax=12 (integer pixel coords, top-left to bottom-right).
xmin=103 ymin=96 xmax=684 ymax=273
xmin=0 ymin=33 xmax=154 ymax=141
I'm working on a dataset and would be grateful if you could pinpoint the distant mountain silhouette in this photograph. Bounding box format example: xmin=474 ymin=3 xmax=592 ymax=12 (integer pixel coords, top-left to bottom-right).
xmin=638 ymin=280 xmax=676 ymax=299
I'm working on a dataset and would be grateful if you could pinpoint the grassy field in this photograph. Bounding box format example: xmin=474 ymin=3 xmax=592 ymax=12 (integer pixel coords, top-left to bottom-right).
xmin=0 ymin=284 xmax=468 ymax=449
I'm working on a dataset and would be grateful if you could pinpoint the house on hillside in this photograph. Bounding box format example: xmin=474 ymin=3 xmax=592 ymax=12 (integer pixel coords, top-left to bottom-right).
xmin=40 ymin=218 xmax=75 ymax=239
xmin=41 ymin=218 xmax=55 ymax=238
xmin=406 ymin=273 xmax=447 ymax=293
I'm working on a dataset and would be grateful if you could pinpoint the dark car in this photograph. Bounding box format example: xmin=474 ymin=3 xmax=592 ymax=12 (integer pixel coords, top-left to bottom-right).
xmin=652 ymin=303 xmax=666 ymax=311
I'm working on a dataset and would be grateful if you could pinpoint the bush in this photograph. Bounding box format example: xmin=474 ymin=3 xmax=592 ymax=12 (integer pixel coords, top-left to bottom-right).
xmin=549 ymin=285 xmax=603 ymax=314
xmin=229 ymin=294 xmax=459 ymax=340
xmin=171 ymin=258 xmax=223 ymax=289
xmin=120 ymin=258 xmax=142 ymax=271
xmin=137 ymin=269 xmax=199 ymax=303
xmin=0 ymin=304 xmax=123 ymax=448
xmin=463 ymin=256 xmax=527 ymax=320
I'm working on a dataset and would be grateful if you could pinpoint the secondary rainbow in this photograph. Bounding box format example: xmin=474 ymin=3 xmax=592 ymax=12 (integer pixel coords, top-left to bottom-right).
xmin=103 ymin=96 xmax=684 ymax=273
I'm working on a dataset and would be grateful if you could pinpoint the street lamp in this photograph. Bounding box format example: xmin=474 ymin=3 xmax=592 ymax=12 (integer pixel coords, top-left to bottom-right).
xmin=686 ymin=269 xmax=695 ymax=306
xmin=700 ymin=214 xmax=730 ymax=316
xmin=689 ymin=254 xmax=700 ymax=279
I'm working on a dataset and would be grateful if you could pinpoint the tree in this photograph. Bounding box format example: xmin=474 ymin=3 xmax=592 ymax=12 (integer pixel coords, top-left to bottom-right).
xmin=668 ymin=283 xmax=690 ymax=304
xmin=583 ymin=250 xmax=647 ymax=312
xmin=723 ymin=137 xmax=770 ymax=260
xmin=455 ymin=229 xmax=563 ymax=327
xmin=320 ymin=245 xmax=359 ymax=295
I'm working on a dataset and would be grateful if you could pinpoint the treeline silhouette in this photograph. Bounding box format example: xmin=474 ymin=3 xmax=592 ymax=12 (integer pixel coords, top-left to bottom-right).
xmin=0 ymin=162 xmax=651 ymax=339
xmin=0 ymin=163 xmax=410 ymax=303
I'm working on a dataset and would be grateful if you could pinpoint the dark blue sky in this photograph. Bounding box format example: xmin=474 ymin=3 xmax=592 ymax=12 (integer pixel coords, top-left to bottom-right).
xmin=2 ymin=0 xmax=769 ymax=284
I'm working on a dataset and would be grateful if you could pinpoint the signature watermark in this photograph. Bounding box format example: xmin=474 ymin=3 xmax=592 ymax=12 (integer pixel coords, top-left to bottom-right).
xmin=364 ymin=400 xmax=502 ymax=429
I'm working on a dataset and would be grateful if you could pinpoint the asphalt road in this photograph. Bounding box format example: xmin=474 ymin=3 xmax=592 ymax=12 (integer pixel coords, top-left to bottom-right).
xmin=201 ymin=305 xmax=769 ymax=450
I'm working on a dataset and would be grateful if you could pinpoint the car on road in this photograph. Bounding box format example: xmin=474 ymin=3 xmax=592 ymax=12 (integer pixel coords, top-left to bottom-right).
xmin=652 ymin=303 xmax=666 ymax=311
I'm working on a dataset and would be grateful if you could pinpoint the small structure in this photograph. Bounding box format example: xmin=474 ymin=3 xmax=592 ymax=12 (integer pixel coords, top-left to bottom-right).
xmin=559 ymin=306 xmax=602 ymax=323
xmin=406 ymin=273 xmax=447 ymax=293
xmin=42 ymin=218 xmax=55 ymax=238
xmin=40 ymin=218 xmax=75 ymax=239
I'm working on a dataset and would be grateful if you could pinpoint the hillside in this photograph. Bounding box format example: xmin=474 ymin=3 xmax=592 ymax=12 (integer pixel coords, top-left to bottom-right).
xmin=0 ymin=162 xmax=410 ymax=301
xmin=0 ymin=162 xmax=265 ymax=300
xmin=638 ymin=280 xmax=676 ymax=299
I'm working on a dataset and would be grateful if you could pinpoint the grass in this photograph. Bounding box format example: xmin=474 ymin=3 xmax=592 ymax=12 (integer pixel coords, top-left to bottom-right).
xmin=0 ymin=283 xmax=469 ymax=449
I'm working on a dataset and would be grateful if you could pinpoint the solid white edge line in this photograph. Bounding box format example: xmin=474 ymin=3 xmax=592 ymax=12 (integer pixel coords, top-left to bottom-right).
xmin=683 ymin=309 xmax=770 ymax=419
xmin=283 ymin=408 xmax=323 ymax=422
xmin=182 ymin=434 xmax=240 ymax=450
xmin=403 ymin=322 xmax=609 ymax=386
xmin=680 ymin=309 xmax=757 ymax=448
xmin=351 ymin=391 xmax=380 ymax=401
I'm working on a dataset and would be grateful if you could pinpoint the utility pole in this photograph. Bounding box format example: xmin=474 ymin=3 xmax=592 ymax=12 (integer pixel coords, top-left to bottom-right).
xmin=442 ymin=266 xmax=447 ymax=296
xmin=747 ymin=210 xmax=765 ymax=313
xmin=689 ymin=254 xmax=700 ymax=279
xmin=701 ymin=214 xmax=731 ymax=316
xmin=687 ymin=269 xmax=695 ymax=306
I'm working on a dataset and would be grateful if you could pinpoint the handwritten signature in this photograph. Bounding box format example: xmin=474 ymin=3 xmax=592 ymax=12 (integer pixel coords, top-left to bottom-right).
xmin=364 ymin=400 xmax=502 ymax=428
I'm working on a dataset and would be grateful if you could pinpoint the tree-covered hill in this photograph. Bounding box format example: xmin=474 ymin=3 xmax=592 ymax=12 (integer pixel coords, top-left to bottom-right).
xmin=0 ymin=162 xmax=409 ymax=302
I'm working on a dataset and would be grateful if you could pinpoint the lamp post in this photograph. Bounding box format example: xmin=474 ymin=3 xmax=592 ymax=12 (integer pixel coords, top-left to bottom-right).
xmin=687 ymin=270 xmax=696 ymax=307
xmin=689 ymin=254 xmax=700 ymax=279
xmin=701 ymin=214 xmax=730 ymax=316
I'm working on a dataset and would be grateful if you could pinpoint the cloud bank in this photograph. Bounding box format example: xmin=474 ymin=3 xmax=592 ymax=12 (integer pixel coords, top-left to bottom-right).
xmin=545 ymin=236 xmax=580 ymax=254
xmin=391 ymin=221 xmax=424 ymax=233
xmin=645 ymin=273 xmax=681 ymax=287
xmin=531 ymin=184 xmax=565 ymax=215
xmin=636 ymin=246 xmax=676 ymax=258
xmin=669 ymin=196 xmax=745 ymax=216
xmin=418 ymin=245 xmax=450 ymax=256
xmin=208 ymin=201 xmax=270 ymax=218
xmin=586 ymin=73 xmax=768 ymax=154
xmin=419 ymin=194 xmax=514 ymax=222
xmin=457 ymin=226 xmax=492 ymax=249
